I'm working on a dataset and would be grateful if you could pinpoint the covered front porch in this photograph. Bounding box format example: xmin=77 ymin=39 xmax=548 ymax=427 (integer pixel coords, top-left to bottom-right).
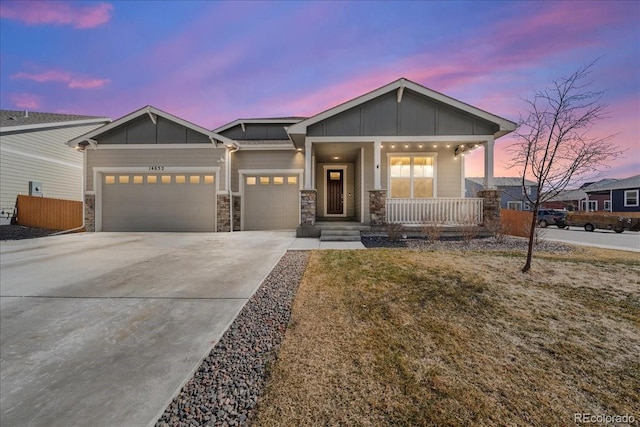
xmin=286 ymin=78 xmax=515 ymax=236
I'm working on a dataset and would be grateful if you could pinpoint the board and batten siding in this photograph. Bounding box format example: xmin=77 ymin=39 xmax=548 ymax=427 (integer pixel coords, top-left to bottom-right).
xmin=0 ymin=124 xmax=103 ymax=210
xmin=85 ymin=147 xmax=228 ymax=191
xmin=231 ymin=150 xmax=304 ymax=192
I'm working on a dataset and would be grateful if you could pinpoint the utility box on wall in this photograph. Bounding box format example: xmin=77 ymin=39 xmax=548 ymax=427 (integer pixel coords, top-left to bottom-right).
xmin=29 ymin=181 xmax=43 ymax=197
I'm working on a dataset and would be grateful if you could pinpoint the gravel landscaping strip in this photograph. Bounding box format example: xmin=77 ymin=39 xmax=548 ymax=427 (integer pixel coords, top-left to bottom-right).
xmin=0 ymin=224 xmax=61 ymax=240
xmin=361 ymin=233 xmax=578 ymax=253
xmin=156 ymin=250 xmax=309 ymax=427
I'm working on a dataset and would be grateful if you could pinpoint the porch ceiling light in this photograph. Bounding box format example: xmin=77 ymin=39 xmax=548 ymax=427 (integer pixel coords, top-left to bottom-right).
xmin=404 ymin=144 xmax=409 ymax=148
xmin=332 ymin=156 xmax=340 ymax=160
xmin=419 ymin=144 xmax=423 ymax=148
xmin=433 ymin=144 xmax=437 ymax=148
xmin=391 ymin=144 xmax=395 ymax=148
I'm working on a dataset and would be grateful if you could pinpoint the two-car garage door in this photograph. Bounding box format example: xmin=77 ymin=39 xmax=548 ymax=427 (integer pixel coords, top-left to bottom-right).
xmin=101 ymin=173 xmax=216 ymax=231
xmin=243 ymin=174 xmax=300 ymax=230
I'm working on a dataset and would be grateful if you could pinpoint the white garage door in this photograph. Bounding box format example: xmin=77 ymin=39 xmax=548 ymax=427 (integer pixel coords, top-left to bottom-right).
xmin=243 ymin=174 xmax=299 ymax=230
xmin=101 ymin=173 xmax=216 ymax=231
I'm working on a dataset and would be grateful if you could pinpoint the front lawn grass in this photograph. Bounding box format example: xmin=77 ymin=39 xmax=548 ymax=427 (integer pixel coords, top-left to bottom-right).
xmin=252 ymin=248 xmax=640 ymax=426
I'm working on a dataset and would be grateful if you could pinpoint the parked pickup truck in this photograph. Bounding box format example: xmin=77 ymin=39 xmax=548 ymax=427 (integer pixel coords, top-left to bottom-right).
xmin=561 ymin=212 xmax=640 ymax=233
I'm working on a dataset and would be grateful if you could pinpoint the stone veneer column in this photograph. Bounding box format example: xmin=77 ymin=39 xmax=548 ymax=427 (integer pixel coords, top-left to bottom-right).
xmin=217 ymin=194 xmax=230 ymax=232
xmin=84 ymin=194 xmax=95 ymax=232
xmin=300 ymin=190 xmax=317 ymax=226
xmin=369 ymin=190 xmax=387 ymax=226
xmin=232 ymin=195 xmax=241 ymax=231
xmin=478 ymin=189 xmax=501 ymax=225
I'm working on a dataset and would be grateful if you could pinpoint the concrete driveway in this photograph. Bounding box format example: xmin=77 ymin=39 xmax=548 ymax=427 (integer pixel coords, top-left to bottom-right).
xmin=0 ymin=231 xmax=296 ymax=427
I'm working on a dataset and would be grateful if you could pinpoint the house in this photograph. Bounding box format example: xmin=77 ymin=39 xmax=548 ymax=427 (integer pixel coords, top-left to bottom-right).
xmin=541 ymin=175 xmax=640 ymax=213
xmin=0 ymin=110 xmax=111 ymax=225
xmin=67 ymin=78 xmax=516 ymax=234
xmin=465 ymin=177 xmax=537 ymax=210
xmin=582 ymin=174 xmax=640 ymax=212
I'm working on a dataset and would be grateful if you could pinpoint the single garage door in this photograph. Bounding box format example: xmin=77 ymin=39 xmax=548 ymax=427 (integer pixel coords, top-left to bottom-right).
xmin=243 ymin=174 xmax=299 ymax=230
xmin=101 ymin=173 xmax=216 ymax=231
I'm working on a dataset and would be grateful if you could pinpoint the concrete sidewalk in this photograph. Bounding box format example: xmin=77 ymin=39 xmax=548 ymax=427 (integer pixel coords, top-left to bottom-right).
xmin=288 ymin=237 xmax=366 ymax=250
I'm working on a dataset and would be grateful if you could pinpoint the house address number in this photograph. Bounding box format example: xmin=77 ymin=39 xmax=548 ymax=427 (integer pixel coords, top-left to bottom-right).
xmin=148 ymin=166 xmax=165 ymax=171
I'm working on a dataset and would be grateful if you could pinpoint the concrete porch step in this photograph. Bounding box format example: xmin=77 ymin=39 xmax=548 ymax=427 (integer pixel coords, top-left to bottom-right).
xmin=320 ymin=229 xmax=362 ymax=242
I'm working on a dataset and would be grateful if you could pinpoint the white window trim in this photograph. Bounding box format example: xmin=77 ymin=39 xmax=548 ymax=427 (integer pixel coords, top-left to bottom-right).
xmin=387 ymin=152 xmax=438 ymax=198
xmin=507 ymin=201 xmax=523 ymax=211
xmin=581 ymin=200 xmax=598 ymax=211
xmin=624 ymin=189 xmax=639 ymax=207
xmin=322 ymin=165 xmax=348 ymax=217
xmin=238 ymin=168 xmax=303 ymax=231
xmin=93 ymin=166 xmax=220 ymax=232
xmin=604 ymin=200 xmax=612 ymax=211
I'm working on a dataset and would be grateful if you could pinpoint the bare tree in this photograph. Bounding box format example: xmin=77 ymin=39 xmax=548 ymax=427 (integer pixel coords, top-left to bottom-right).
xmin=509 ymin=60 xmax=623 ymax=272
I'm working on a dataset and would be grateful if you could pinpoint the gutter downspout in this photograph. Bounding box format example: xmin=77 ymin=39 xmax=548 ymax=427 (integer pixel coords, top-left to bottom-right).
xmin=227 ymin=142 xmax=240 ymax=232
xmin=51 ymin=144 xmax=88 ymax=236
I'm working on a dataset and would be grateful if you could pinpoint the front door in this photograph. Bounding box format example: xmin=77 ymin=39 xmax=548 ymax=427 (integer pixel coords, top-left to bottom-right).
xmin=326 ymin=169 xmax=344 ymax=215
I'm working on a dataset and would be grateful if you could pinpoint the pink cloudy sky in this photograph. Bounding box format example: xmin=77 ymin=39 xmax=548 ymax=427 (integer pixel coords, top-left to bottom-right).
xmin=1 ymin=0 xmax=638 ymax=179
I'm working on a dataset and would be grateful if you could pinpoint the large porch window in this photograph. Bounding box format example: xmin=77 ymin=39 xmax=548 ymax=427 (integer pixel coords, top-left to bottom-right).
xmin=389 ymin=155 xmax=434 ymax=198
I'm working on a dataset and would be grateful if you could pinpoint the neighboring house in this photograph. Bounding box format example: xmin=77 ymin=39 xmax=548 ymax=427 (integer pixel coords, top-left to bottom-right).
xmin=542 ymin=175 xmax=640 ymax=213
xmin=582 ymin=174 xmax=640 ymax=213
xmin=0 ymin=110 xmax=111 ymax=225
xmin=465 ymin=177 xmax=537 ymax=210
xmin=67 ymin=78 xmax=516 ymax=234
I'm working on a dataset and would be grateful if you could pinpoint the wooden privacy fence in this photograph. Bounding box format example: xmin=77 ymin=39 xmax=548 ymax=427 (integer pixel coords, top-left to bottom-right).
xmin=17 ymin=195 xmax=82 ymax=231
xmin=500 ymin=209 xmax=533 ymax=238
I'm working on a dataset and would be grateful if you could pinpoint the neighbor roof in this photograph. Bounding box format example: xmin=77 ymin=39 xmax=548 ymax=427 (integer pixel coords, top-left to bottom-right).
xmin=466 ymin=177 xmax=537 ymax=187
xmin=583 ymin=174 xmax=640 ymax=192
xmin=287 ymin=77 xmax=517 ymax=138
xmin=0 ymin=110 xmax=110 ymax=133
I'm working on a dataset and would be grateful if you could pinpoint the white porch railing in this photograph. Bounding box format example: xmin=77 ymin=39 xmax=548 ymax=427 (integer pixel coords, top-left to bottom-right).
xmin=386 ymin=198 xmax=483 ymax=225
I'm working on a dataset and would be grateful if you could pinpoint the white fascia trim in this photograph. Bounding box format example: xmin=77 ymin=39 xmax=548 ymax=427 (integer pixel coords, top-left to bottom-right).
xmin=67 ymin=105 xmax=223 ymax=147
xmin=288 ymin=78 xmax=516 ymax=135
xmin=94 ymin=143 xmax=225 ymax=150
xmin=0 ymin=145 xmax=82 ymax=169
xmin=213 ymin=118 xmax=305 ymax=133
xmin=307 ymin=135 xmax=495 ymax=144
xmin=1 ymin=118 xmax=110 ymax=134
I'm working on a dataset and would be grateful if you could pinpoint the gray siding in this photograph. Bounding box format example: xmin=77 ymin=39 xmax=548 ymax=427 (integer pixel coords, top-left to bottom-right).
xmin=86 ymin=147 xmax=228 ymax=191
xmin=1 ymin=124 xmax=103 ymax=210
xmin=308 ymin=89 xmax=497 ymax=137
xmin=231 ymin=150 xmax=304 ymax=192
xmin=220 ymin=123 xmax=290 ymax=140
xmin=99 ymin=116 xmax=210 ymax=144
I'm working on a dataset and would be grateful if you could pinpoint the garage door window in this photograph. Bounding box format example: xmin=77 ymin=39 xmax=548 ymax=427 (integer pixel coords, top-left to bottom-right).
xmin=246 ymin=177 xmax=256 ymax=185
xmin=204 ymin=175 xmax=215 ymax=184
xmin=105 ymin=175 xmax=115 ymax=184
xmin=190 ymin=176 xmax=200 ymax=184
xmin=133 ymin=175 xmax=143 ymax=184
xmin=175 ymin=175 xmax=186 ymax=184
xmin=161 ymin=175 xmax=171 ymax=184
xmin=118 ymin=175 xmax=130 ymax=184
xmin=147 ymin=175 xmax=157 ymax=184
xmin=273 ymin=177 xmax=284 ymax=185
xmin=260 ymin=177 xmax=270 ymax=185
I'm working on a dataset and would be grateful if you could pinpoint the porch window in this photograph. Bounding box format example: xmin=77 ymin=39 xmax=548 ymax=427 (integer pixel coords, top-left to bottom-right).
xmin=389 ymin=156 xmax=434 ymax=198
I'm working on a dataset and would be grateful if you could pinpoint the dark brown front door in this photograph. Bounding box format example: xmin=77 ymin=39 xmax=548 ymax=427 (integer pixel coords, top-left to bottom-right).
xmin=326 ymin=169 xmax=344 ymax=215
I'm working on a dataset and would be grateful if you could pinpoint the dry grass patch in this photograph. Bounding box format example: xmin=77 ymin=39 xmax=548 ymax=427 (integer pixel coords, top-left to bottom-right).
xmin=252 ymin=248 xmax=640 ymax=426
